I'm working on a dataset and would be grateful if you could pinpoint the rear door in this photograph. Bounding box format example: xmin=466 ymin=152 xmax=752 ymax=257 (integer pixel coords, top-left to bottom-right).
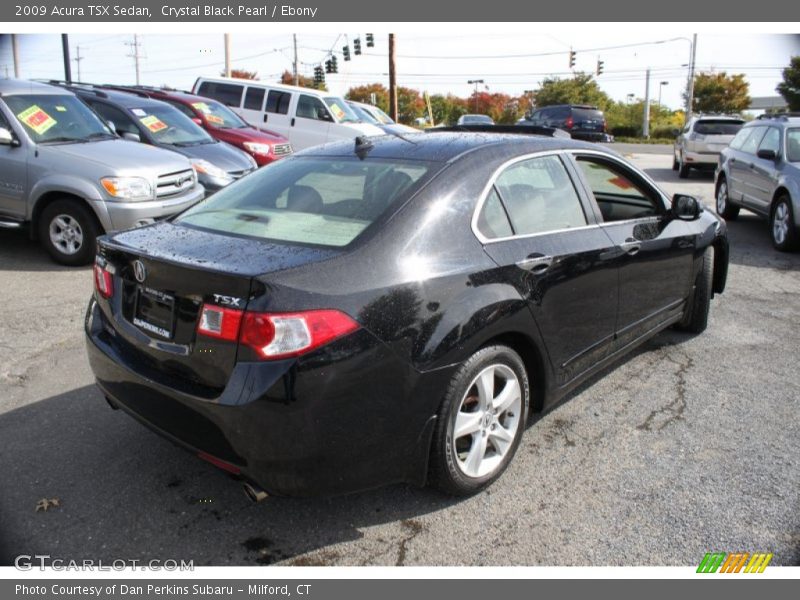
xmin=239 ymin=84 xmax=266 ymax=126
xmin=260 ymin=89 xmax=293 ymax=137
xmin=571 ymin=153 xmax=695 ymax=349
xmin=477 ymin=152 xmax=619 ymax=385
xmin=749 ymin=126 xmax=781 ymax=213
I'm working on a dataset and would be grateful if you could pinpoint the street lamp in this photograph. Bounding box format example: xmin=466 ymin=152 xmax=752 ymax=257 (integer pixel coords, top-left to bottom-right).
xmin=626 ymin=93 xmax=635 ymax=104
xmin=468 ymin=79 xmax=484 ymax=113
xmin=658 ymin=81 xmax=669 ymax=108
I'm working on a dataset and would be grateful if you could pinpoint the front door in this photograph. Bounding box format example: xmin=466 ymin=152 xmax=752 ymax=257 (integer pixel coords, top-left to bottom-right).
xmin=0 ymin=107 xmax=27 ymax=218
xmin=289 ymin=94 xmax=331 ymax=150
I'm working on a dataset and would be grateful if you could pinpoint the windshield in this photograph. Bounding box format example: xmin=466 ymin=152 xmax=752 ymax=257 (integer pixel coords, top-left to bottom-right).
xmin=323 ymin=97 xmax=361 ymax=123
xmin=131 ymin=104 xmax=215 ymax=145
xmin=364 ymin=105 xmax=395 ymax=125
xmin=5 ymin=94 xmax=112 ymax=144
xmin=347 ymin=103 xmax=378 ymax=124
xmin=787 ymin=129 xmax=800 ymax=162
xmin=695 ymin=120 xmax=744 ymax=135
xmin=190 ymin=99 xmax=248 ymax=129
xmin=175 ymin=156 xmax=435 ymax=247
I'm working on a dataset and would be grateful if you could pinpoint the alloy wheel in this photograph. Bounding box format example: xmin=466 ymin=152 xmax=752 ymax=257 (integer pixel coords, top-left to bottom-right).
xmin=49 ymin=214 xmax=84 ymax=256
xmin=773 ymin=202 xmax=790 ymax=246
xmin=716 ymin=182 xmax=728 ymax=215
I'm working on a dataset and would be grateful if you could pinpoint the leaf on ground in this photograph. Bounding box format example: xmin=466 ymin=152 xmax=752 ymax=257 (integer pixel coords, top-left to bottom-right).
xmin=35 ymin=498 xmax=60 ymax=512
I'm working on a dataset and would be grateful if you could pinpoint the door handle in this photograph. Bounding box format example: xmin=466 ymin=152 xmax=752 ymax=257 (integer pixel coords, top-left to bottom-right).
xmin=516 ymin=255 xmax=553 ymax=273
xmin=749 ymin=163 xmax=755 ymax=169
xmin=291 ymin=117 xmax=296 ymax=127
xmin=620 ymin=240 xmax=641 ymax=256
xmin=730 ymin=157 xmax=736 ymax=163
xmin=263 ymin=114 xmax=268 ymax=123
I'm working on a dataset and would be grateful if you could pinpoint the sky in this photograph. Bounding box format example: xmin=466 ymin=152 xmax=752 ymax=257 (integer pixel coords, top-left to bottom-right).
xmin=1 ymin=32 xmax=798 ymax=110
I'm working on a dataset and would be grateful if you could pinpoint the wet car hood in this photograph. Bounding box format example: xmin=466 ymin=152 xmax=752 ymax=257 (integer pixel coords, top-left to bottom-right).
xmin=158 ymin=140 xmax=254 ymax=173
xmin=103 ymin=221 xmax=342 ymax=277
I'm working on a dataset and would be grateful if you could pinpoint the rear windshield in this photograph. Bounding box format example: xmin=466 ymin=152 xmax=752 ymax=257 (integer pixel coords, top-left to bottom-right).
xmin=695 ymin=120 xmax=744 ymax=135
xmin=175 ymin=156 xmax=435 ymax=247
xmin=787 ymin=129 xmax=800 ymax=162
xmin=572 ymin=108 xmax=604 ymax=121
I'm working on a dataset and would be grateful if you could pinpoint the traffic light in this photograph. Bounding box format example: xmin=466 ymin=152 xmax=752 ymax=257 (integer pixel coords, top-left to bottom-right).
xmin=325 ymin=59 xmax=333 ymax=74
xmin=569 ymin=50 xmax=576 ymax=69
xmin=596 ymin=59 xmax=604 ymax=76
xmin=330 ymin=55 xmax=338 ymax=74
xmin=342 ymin=45 xmax=350 ymax=61
xmin=354 ymin=37 xmax=362 ymax=55
xmin=366 ymin=33 xmax=374 ymax=48
xmin=314 ymin=65 xmax=325 ymax=86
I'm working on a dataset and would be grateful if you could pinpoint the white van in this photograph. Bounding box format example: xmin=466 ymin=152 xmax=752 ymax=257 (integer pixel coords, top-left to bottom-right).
xmin=192 ymin=77 xmax=384 ymax=151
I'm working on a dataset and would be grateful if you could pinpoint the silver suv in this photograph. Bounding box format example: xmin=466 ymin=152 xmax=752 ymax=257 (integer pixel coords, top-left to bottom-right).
xmin=0 ymin=79 xmax=204 ymax=265
xmin=715 ymin=114 xmax=800 ymax=251
xmin=673 ymin=115 xmax=744 ymax=179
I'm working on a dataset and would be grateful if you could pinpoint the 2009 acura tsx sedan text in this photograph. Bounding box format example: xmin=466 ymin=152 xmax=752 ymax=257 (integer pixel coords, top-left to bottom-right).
xmin=85 ymin=132 xmax=729 ymax=498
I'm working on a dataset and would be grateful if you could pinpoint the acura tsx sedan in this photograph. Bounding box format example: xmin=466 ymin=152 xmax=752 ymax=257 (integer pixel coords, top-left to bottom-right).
xmin=85 ymin=132 xmax=729 ymax=498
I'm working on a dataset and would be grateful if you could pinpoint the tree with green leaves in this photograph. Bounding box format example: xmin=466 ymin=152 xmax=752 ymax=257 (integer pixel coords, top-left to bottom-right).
xmin=686 ymin=72 xmax=750 ymax=114
xmin=279 ymin=70 xmax=326 ymax=91
xmin=534 ymin=73 xmax=612 ymax=110
xmin=345 ymin=83 xmax=390 ymax=113
xmin=777 ymin=56 xmax=800 ymax=111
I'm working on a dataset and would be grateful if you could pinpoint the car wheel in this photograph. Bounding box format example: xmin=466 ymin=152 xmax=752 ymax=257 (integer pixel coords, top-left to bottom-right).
xmin=428 ymin=345 xmax=529 ymax=496
xmin=39 ymin=199 xmax=100 ymax=266
xmin=678 ymin=152 xmax=690 ymax=179
xmin=715 ymin=178 xmax=740 ymax=220
xmin=770 ymin=195 xmax=799 ymax=252
xmin=672 ymin=153 xmax=679 ymax=171
xmin=677 ymin=246 xmax=713 ymax=334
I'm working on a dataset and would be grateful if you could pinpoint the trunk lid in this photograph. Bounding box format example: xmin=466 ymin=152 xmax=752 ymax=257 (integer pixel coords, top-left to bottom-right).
xmin=96 ymin=222 xmax=341 ymax=391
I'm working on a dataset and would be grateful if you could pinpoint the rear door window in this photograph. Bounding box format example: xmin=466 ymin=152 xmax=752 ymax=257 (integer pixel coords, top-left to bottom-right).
xmin=244 ymin=87 xmax=265 ymax=111
xmin=266 ymin=90 xmax=291 ymax=115
xmin=196 ymin=82 xmax=244 ymax=107
xmin=493 ymin=155 xmax=587 ymax=236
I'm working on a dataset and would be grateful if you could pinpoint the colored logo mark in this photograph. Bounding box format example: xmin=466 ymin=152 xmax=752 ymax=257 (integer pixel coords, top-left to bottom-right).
xmin=697 ymin=552 xmax=773 ymax=573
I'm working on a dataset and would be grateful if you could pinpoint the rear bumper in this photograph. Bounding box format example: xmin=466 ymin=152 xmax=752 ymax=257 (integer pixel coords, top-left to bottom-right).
xmin=570 ymin=130 xmax=605 ymax=141
xmin=682 ymin=150 xmax=720 ymax=166
xmin=84 ymin=299 xmax=451 ymax=496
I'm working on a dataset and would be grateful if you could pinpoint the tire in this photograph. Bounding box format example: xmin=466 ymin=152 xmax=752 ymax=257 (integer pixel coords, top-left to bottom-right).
xmin=770 ymin=195 xmax=799 ymax=252
xmin=38 ymin=199 xmax=100 ymax=266
xmin=678 ymin=152 xmax=690 ymax=179
xmin=672 ymin=154 xmax=679 ymax=171
xmin=428 ymin=345 xmax=529 ymax=496
xmin=715 ymin=177 xmax=740 ymax=220
xmin=677 ymin=246 xmax=713 ymax=334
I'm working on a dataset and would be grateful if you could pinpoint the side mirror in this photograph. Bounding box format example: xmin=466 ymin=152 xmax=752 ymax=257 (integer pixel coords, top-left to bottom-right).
xmin=191 ymin=117 xmax=203 ymax=126
xmin=121 ymin=132 xmax=141 ymax=142
xmin=671 ymin=128 xmax=680 ymax=137
xmin=317 ymin=108 xmax=333 ymax=122
xmin=757 ymin=148 xmax=777 ymax=160
xmin=0 ymin=127 xmax=19 ymax=147
xmin=672 ymin=194 xmax=702 ymax=221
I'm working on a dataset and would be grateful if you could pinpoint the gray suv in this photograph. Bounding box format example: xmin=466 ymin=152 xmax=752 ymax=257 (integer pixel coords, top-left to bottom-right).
xmin=674 ymin=115 xmax=744 ymax=179
xmin=0 ymin=79 xmax=204 ymax=265
xmin=715 ymin=114 xmax=800 ymax=251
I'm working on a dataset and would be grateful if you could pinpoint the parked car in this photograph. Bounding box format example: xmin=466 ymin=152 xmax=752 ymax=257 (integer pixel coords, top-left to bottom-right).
xmin=192 ymin=76 xmax=384 ymax=150
xmin=86 ymin=132 xmax=728 ymax=498
xmin=98 ymin=86 xmax=292 ymax=167
xmin=674 ymin=115 xmax=744 ymax=179
xmin=345 ymin=100 xmax=418 ymax=135
xmin=525 ymin=105 xmax=607 ymax=141
xmin=48 ymin=83 xmax=257 ymax=194
xmin=716 ymin=114 xmax=800 ymax=251
xmin=0 ymin=79 xmax=203 ymax=265
xmin=457 ymin=114 xmax=495 ymax=125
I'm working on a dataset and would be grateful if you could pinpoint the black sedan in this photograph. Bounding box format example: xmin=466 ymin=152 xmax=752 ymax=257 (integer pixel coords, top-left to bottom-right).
xmin=85 ymin=132 xmax=729 ymax=498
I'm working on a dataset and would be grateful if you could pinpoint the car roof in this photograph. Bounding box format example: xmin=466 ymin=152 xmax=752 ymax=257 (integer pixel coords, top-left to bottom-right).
xmin=300 ymin=131 xmax=610 ymax=163
xmin=67 ymin=85 xmax=167 ymax=109
xmin=694 ymin=115 xmax=744 ymax=121
xmin=0 ymin=79 xmax=74 ymax=96
xmin=196 ymin=76 xmax=335 ymax=97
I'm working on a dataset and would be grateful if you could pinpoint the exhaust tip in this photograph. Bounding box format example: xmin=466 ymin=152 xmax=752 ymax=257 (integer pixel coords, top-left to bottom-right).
xmin=243 ymin=482 xmax=269 ymax=503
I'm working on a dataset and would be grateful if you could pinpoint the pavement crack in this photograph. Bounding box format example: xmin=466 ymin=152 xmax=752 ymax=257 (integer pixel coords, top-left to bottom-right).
xmin=395 ymin=518 xmax=424 ymax=566
xmin=637 ymin=346 xmax=692 ymax=432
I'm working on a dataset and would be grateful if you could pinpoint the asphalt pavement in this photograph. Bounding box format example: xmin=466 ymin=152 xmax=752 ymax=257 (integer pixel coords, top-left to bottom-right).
xmin=0 ymin=150 xmax=798 ymax=567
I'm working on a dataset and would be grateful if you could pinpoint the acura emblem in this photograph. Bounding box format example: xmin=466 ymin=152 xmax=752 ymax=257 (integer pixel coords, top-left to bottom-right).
xmin=132 ymin=260 xmax=146 ymax=283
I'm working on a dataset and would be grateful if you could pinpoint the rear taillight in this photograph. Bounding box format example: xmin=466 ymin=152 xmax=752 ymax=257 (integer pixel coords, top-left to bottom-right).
xmin=565 ymin=116 xmax=574 ymax=129
xmin=197 ymin=305 xmax=359 ymax=360
xmin=93 ymin=264 xmax=113 ymax=299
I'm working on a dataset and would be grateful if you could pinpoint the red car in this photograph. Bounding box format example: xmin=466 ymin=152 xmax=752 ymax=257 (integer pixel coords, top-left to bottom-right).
xmin=101 ymin=86 xmax=292 ymax=166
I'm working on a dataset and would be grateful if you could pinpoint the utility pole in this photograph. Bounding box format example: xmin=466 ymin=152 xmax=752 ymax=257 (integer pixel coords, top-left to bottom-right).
xmin=686 ymin=33 xmax=697 ymax=121
xmin=73 ymin=45 xmax=83 ymax=81
xmin=643 ymin=67 xmax=651 ymax=139
xmin=388 ymin=34 xmax=397 ymax=122
xmin=61 ymin=34 xmax=72 ymax=83
xmin=468 ymin=79 xmax=484 ymax=112
xmin=125 ymin=34 xmax=142 ymax=85
xmin=11 ymin=34 xmax=20 ymax=77
xmin=224 ymin=33 xmax=231 ymax=77
xmin=292 ymin=34 xmax=298 ymax=86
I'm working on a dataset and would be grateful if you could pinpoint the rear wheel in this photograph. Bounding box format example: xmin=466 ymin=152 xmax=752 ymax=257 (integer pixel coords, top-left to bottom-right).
xmin=677 ymin=246 xmax=713 ymax=334
xmin=672 ymin=153 xmax=679 ymax=171
xmin=39 ymin=199 xmax=100 ymax=266
xmin=771 ymin=195 xmax=799 ymax=252
xmin=678 ymin=152 xmax=690 ymax=179
xmin=715 ymin=178 xmax=740 ymax=220
xmin=428 ymin=345 xmax=529 ymax=496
